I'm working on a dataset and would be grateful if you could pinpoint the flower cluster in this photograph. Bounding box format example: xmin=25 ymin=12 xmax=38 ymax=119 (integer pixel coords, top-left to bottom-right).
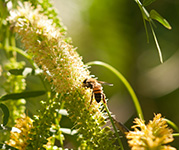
xmin=8 ymin=2 xmax=117 ymax=149
xmin=126 ymin=113 xmax=176 ymax=150
xmin=8 ymin=2 xmax=89 ymax=94
xmin=7 ymin=114 xmax=33 ymax=150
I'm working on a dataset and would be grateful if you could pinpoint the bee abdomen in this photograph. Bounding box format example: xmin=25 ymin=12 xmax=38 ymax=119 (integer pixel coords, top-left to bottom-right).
xmin=93 ymin=87 xmax=102 ymax=92
xmin=94 ymin=93 xmax=102 ymax=103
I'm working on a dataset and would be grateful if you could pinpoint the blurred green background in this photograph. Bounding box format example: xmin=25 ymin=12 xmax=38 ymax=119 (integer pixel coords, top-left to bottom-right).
xmin=53 ymin=0 xmax=179 ymax=148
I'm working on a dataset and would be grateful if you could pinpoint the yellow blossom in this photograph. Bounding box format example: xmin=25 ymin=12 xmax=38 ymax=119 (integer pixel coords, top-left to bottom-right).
xmin=126 ymin=113 xmax=176 ymax=150
xmin=6 ymin=114 xmax=33 ymax=150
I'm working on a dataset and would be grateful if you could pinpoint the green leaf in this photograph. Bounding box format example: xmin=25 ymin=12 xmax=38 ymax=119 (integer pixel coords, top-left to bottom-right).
xmin=0 ymin=103 xmax=9 ymax=126
xmin=143 ymin=0 xmax=157 ymax=6
xmin=9 ymin=69 xmax=24 ymax=75
xmin=0 ymin=91 xmax=46 ymax=101
xmin=9 ymin=67 xmax=40 ymax=76
xmin=150 ymin=9 xmax=172 ymax=29
xmin=0 ymin=143 xmax=18 ymax=150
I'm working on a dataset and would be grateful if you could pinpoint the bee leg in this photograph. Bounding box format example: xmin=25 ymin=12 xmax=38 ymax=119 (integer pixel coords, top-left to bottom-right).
xmin=102 ymin=94 xmax=106 ymax=104
xmin=90 ymin=92 xmax=94 ymax=105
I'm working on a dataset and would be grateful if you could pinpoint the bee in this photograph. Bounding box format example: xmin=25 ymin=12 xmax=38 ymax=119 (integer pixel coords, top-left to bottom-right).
xmin=83 ymin=78 xmax=113 ymax=104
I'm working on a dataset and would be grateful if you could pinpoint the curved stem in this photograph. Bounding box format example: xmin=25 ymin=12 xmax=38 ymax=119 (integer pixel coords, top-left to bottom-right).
xmin=164 ymin=118 xmax=179 ymax=132
xmin=103 ymin=103 xmax=124 ymax=150
xmin=8 ymin=46 xmax=35 ymax=67
xmin=0 ymin=44 xmax=48 ymax=91
xmin=8 ymin=46 xmax=49 ymax=91
xmin=86 ymin=61 xmax=144 ymax=120
xmin=173 ymin=133 xmax=179 ymax=137
xmin=149 ymin=22 xmax=163 ymax=63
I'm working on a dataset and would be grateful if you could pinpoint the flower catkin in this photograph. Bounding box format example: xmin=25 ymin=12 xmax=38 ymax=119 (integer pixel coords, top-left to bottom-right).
xmin=8 ymin=2 xmax=117 ymax=149
xmin=9 ymin=2 xmax=89 ymax=94
xmin=126 ymin=113 xmax=176 ymax=150
xmin=6 ymin=114 xmax=33 ymax=150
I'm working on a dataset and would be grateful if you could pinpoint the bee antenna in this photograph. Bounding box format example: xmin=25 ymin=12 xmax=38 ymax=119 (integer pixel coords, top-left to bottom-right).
xmin=109 ymin=83 xmax=113 ymax=86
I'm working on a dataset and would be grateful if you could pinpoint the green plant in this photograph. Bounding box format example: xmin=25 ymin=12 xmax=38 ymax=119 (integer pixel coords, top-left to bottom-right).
xmin=0 ymin=0 xmax=178 ymax=149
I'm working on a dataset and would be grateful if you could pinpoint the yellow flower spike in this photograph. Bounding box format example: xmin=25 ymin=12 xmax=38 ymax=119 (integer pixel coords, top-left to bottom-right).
xmin=8 ymin=2 xmax=118 ymax=149
xmin=126 ymin=113 xmax=176 ymax=150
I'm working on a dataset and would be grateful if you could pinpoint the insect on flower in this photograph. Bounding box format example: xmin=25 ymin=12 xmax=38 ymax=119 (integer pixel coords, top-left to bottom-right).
xmin=83 ymin=78 xmax=113 ymax=104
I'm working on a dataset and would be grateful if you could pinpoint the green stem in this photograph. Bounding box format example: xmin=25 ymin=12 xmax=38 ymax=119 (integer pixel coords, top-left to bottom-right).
xmin=86 ymin=61 xmax=144 ymax=120
xmin=8 ymin=46 xmax=49 ymax=91
xmin=0 ymin=43 xmax=35 ymax=67
xmin=149 ymin=22 xmax=163 ymax=63
xmin=164 ymin=118 xmax=179 ymax=132
xmin=8 ymin=46 xmax=35 ymax=67
xmin=143 ymin=17 xmax=149 ymax=43
xmin=173 ymin=133 xmax=179 ymax=137
xmin=0 ymin=43 xmax=49 ymax=91
xmin=135 ymin=0 xmax=164 ymax=63
xmin=103 ymin=103 xmax=124 ymax=150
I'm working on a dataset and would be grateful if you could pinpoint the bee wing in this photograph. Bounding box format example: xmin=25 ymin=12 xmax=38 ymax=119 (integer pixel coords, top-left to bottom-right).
xmin=112 ymin=117 xmax=129 ymax=134
xmin=98 ymin=81 xmax=113 ymax=86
